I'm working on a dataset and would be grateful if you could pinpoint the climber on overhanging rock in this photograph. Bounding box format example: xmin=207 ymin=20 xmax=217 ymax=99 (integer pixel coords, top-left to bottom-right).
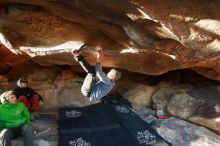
xmin=72 ymin=46 xmax=121 ymax=102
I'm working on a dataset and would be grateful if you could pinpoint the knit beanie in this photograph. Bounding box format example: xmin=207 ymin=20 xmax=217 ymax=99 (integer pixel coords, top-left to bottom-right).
xmin=17 ymin=77 xmax=27 ymax=87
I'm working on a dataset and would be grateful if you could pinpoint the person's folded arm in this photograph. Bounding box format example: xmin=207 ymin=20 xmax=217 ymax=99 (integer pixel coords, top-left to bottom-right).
xmin=0 ymin=120 xmax=6 ymax=131
xmin=22 ymin=104 xmax=30 ymax=125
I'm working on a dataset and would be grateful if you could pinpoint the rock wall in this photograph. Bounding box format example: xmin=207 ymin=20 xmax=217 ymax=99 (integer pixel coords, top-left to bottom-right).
xmin=0 ymin=0 xmax=219 ymax=80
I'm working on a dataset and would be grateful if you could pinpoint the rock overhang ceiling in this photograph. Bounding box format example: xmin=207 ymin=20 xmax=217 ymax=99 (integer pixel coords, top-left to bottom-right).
xmin=0 ymin=0 xmax=220 ymax=80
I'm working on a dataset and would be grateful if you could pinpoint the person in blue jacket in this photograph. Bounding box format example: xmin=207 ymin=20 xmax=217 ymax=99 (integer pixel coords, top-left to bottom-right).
xmin=72 ymin=48 xmax=121 ymax=101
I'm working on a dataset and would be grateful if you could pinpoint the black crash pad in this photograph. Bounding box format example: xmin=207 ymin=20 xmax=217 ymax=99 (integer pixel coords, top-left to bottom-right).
xmin=59 ymin=100 xmax=170 ymax=146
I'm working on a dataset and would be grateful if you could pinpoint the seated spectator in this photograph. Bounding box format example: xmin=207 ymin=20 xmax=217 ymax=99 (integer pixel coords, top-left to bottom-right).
xmin=13 ymin=77 xmax=43 ymax=120
xmin=0 ymin=90 xmax=33 ymax=146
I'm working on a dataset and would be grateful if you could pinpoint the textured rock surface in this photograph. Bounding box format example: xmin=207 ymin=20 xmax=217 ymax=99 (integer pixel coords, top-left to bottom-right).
xmin=133 ymin=107 xmax=220 ymax=146
xmin=118 ymin=83 xmax=157 ymax=106
xmin=0 ymin=0 xmax=219 ymax=81
xmin=152 ymin=86 xmax=220 ymax=134
xmin=155 ymin=117 xmax=220 ymax=146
